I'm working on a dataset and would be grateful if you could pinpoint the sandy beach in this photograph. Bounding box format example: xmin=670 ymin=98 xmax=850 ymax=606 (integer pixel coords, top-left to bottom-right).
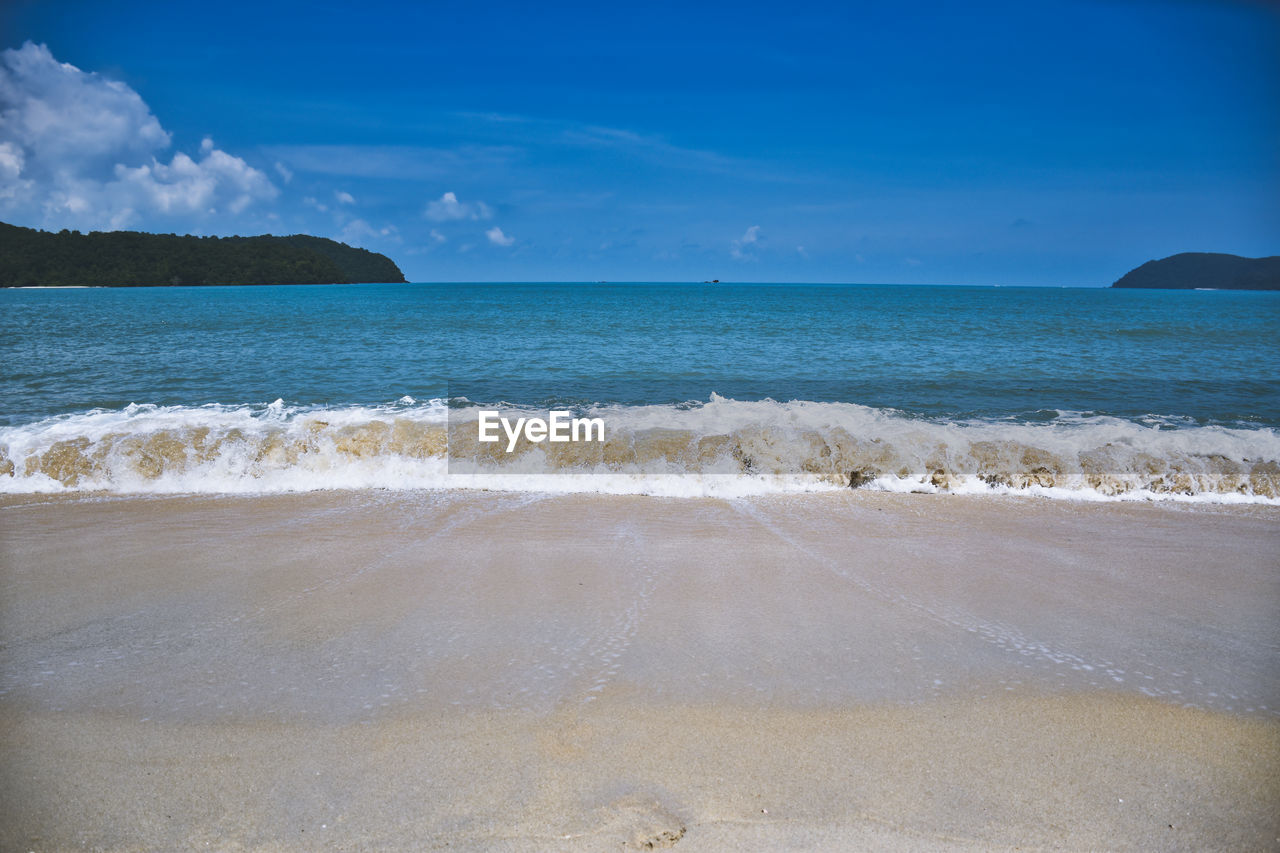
xmin=1 ymin=490 xmax=1277 ymax=850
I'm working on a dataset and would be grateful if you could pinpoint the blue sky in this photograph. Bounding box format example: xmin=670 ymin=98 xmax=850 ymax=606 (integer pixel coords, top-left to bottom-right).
xmin=1 ymin=0 xmax=1276 ymax=284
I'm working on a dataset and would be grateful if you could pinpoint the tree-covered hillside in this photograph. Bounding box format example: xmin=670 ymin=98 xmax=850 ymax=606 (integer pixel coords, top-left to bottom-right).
xmin=0 ymin=222 xmax=407 ymax=287
xmin=1111 ymin=253 xmax=1280 ymax=290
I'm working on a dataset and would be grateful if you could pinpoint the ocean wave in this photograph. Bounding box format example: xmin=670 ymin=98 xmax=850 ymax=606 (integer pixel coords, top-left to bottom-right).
xmin=1 ymin=395 xmax=1277 ymax=502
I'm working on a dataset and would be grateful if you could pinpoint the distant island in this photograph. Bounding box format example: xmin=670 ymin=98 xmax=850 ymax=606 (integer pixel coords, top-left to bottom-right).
xmin=1111 ymin=253 xmax=1280 ymax=290
xmin=0 ymin=221 xmax=407 ymax=287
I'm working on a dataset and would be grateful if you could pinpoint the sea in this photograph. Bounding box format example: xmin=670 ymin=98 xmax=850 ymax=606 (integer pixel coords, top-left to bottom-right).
xmin=2 ymin=282 xmax=1278 ymax=501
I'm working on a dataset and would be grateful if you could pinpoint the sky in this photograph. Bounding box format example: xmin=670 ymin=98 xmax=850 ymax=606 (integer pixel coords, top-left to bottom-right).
xmin=0 ymin=0 xmax=1277 ymax=285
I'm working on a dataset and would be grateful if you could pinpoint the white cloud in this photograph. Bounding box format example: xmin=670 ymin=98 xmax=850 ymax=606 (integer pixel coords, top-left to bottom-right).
xmin=338 ymin=219 xmax=399 ymax=248
xmin=0 ymin=42 xmax=168 ymax=170
xmin=265 ymin=144 xmax=517 ymax=180
xmin=111 ymin=141 xmax=275 ymax=217
xmin=424 ymin=190 xmax=492 ymax=222
xmin=335 ymin=190 xmax=355 ymax=205
xmin=0 ymin=141 xmax=27 ymax=200
xmin=730 ymin=225 xmax=761 ymax=260
xmin=485 ymin=226 xmax=514 ymax=247
xmin=273 ymin=162 xmax=293 ymax=183
xmin=429 ymin=228 xmax=447 ymax=243
xmin=0 ymin=41 xmax=276 ymax=229
xmin=338 ymin=218 xmax=375 ymax=246
xmin=0 ymin=141 xmax=25 ymax=179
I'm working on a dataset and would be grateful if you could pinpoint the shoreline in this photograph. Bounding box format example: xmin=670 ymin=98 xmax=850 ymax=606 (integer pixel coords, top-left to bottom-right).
xmin=2 ymin=489 xmax=1277 ymax=849
xmin=4 ymin=476 xmax=1280 ymax=505
xmin=5 ymin=483 xmax=1280 ymax=522
xmin=0 ymin=285 xmax=394 ymax=289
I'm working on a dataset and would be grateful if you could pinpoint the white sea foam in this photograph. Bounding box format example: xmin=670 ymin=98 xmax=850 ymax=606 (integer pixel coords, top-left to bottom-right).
xmin=1 ymin=395 xmax=1277 ymax=502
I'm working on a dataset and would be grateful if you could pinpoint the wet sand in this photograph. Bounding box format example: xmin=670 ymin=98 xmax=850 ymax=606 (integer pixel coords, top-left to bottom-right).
xmin=1 ymin=490 xmax=1278 ymax=850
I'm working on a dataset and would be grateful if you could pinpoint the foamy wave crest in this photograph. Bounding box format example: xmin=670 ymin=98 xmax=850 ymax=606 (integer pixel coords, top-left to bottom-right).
xmin=0 ymin=399 xmax=451 ymax=494
xmin=2 ymin=395 xmax=1278 ymax=501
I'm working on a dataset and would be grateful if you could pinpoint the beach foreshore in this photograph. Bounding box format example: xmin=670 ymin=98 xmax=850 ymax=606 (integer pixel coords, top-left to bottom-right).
xmin=1 ymin=490 xmax=1277 ymax=850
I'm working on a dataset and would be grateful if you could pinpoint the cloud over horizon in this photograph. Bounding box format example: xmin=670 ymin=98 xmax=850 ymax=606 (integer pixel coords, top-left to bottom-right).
xmin=424 ymin=191 xmax=492 ymax=222
xmin=0 ymin=42 xmax=276 ymax=230
xmin=730 ymin=225 xmax=760 ymax=260
xmin=485 ymin=226 xmax=514 ymax=247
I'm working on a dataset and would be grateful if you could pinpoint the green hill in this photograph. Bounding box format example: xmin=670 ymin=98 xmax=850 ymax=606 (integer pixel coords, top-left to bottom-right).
xmin=0 ymin=221 xmax=408 ymax=287
xmin=1111 ymin=253 xmax=1280 ymax=290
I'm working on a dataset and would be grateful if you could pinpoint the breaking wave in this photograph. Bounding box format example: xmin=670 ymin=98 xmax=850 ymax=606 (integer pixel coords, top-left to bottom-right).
xmin=1 ymin=395 xmax=1278 ymax=501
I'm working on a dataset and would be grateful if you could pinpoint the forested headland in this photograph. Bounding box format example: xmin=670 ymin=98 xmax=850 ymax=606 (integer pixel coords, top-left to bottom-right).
xmin=0 ymin=221 xmax=407 ymax=286
xmin=1111 ymin=253 xmax=1280 ymax=290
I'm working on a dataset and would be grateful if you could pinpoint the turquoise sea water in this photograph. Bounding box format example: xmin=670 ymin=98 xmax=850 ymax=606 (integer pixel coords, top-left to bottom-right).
xmin=2 ymin=283 xmax=1278 ymax=499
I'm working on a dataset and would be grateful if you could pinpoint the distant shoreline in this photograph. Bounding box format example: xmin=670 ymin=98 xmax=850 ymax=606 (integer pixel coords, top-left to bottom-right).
xmin=0 ymin=221 xmax=407 ymax=287
xmin=1112 ymin=252 xmax=1280 ymax=290
xmin=8 ymin=280 xmax=1280 ymax=290
xmin=2 ymin=284 xmax=401 ymax=290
